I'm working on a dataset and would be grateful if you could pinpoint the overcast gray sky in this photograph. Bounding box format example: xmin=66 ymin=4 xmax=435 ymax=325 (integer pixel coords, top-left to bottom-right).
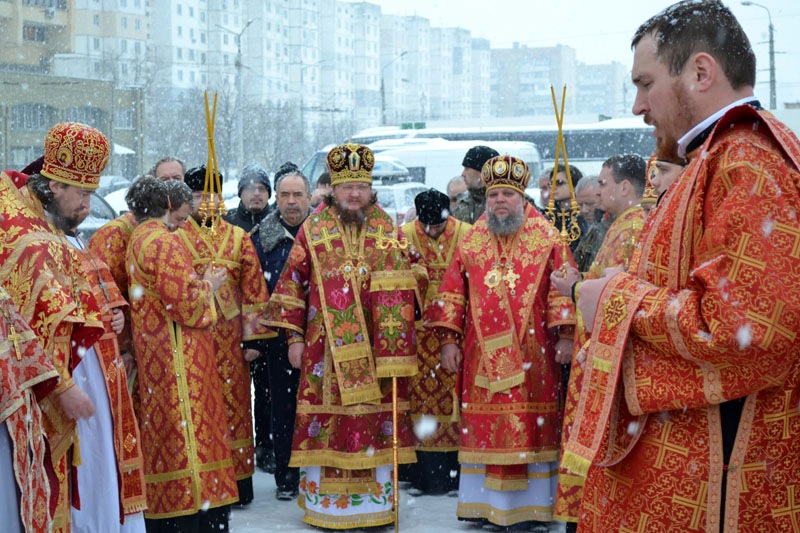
xmin=372 ymin=0 xmax=800 ymax=107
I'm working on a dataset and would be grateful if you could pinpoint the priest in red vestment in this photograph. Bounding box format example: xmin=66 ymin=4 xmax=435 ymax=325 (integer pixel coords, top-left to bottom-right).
xmin=178 ymin=166 xmax=274 ymax=505
xmin=550 ymin=154 xmax=647 ymax=531
xmin=125 ymin=176 xmax=237 ymax=531
xmin=426 ymin=154 xmax=575 ymax=531
xmin=266 ymin=143 xmax=418 ymax=530
xmin=0 ymin=122 xmax=110 ymax=533
xmin=568 ymin=2 xmax=800 ymax=531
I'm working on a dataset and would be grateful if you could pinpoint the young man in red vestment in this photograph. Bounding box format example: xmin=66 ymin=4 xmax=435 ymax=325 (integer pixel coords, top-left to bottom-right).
xmin=565 ymin=2 xmax=800 ymax=531
xmin=402 ymin=189 xmax=471 ymax=497
xmin=426 ymin=155 xmax=575 ymax=532
xmin=178 ymin=166 xmax=273 ymax=506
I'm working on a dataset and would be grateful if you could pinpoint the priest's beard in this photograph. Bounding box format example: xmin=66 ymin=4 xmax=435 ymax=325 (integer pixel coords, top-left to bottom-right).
xmin=487 ymin=203 xmax=525 ymax=236
xmin=649 ymin=80 xmax=695 ymax=162
xmin=337 ymin=203 xmax=367 ymax=224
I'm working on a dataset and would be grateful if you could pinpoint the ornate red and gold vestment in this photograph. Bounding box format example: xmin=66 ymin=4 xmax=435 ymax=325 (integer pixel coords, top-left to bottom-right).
xmin=426 ymin=203 xmax=575 ymax=488
xmin=564 ymin=107 xmax=800 ymax=532
xmin=554 ymin=205 xmax=644 ymax=524
xmin=0 ymin=171 xmax=104 ymax=532
xmin=88 ymin=211 xmax=137 ymax=355
xmin=127 ymin=219 xmax=238 ymax=518
xmin=72 ymin=242 xmax=147 ymax=515
xmin=402 ymin=217 xmax=471 ymax=451
xmin=266 ymin=203 xmax=418 ymax=490
xmin=177 ymin=217 xmax=273 ymax=482
xmin=0 ymin=286 xmax=59 ymax=532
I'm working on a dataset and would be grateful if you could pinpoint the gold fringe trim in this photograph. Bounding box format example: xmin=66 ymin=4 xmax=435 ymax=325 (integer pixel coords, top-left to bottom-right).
xmin=301 ymin=505 xmax=394 ymax=530
xmin=290 ymin=448 xmax=417 ymax=470
xmin=456 ymin=502 xmax=554 ymax=526
xmin=459 ymin=449 xmax=558 ymax=465
xmin=375 ymin=357 xmax=417 ymax=378
xmin=592 ymin=356 xmax=612 ymax=373
xmin=370 ymin=270 xmax=417 ymax=292
xmin=340 ymin=385 xmax=383 ymax=406
xmin=484 ymin=332 xmax=513 ymax=352
xmin=560 ymin=450 xmax=591 ymax=477
xmin=143 ymin=496 xmax=239 ymax=520
xmin=474 ymin=371 xmax=525 ymax=394
xmin=484 ymin=477 xmax=529 ymax=491
xmin=144 ymin=458 xmax=233 ymax=483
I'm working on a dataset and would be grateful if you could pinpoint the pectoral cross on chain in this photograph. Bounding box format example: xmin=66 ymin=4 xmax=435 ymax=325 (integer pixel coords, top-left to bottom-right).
xmin=1 ymin=305 xmax=22 ymax=360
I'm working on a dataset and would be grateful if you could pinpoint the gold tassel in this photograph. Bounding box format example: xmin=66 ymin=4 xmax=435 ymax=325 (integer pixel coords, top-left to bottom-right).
xmin=560 ymin=450 xmax=591 ymax=477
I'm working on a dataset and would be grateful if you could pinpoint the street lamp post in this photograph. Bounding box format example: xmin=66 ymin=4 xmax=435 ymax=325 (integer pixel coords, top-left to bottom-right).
xmin=380 ymin=50 xmax=407 ymax=126
xmin=741 ymin=1 xmax=776 ymax=110
xmin=217 ymin=19 xmax=254 ymax=172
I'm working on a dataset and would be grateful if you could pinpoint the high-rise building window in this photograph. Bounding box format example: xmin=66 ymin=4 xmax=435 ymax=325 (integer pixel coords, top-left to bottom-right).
xmin=176 ymin=4 xmax=182 ymax=15
xmin=121 ymin=17 xmax=128 ymax=29
xmin=22 ymin=25 xmax=46 ymax=42
xmin=11 ymin=104 xmax=55 ymax=131
xmin=93 ymin=14 xmax=100 ymax=26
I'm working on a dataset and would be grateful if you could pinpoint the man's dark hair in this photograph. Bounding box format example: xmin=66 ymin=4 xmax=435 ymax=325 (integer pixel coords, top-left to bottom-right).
xmin=148 ymin=156 xmax=186 ymax=179
xmin=316 ymin=172 xmax=332 ymax=187
xmin=26 ymin=173 xmax=55 ymax=208
xmin=163 ymin=179 xmax=194 ymax=211
xmin=632 ymin=0 xmax=755 ymax=89
xmin=603 ymin=154 xmax=647 ymax=196
xmin=543 ymin=164 xmax=583 ymax=186
xmin=126 ymin=175 xmax=170 ymax=222
xmin=275 ymin=169 xmax=311 ymax=195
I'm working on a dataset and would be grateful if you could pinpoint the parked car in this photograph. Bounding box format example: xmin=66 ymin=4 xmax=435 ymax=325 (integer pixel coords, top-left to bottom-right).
xmin=302 ymin=145 xmax=412 ymax=187
xmin=78 ymin=193 xmax=117 ymax=240
xmin=95 ymin=174 xmax=132 ymax=198
xmin=374 ymin=182 xmax=427 ymax=227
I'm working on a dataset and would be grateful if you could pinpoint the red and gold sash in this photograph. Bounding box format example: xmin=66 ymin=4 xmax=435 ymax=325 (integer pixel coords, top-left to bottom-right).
xmin=305 ymin=206 xmax=417 ymax=405
xmin=462 ymin=206 xmax=556 ymax=394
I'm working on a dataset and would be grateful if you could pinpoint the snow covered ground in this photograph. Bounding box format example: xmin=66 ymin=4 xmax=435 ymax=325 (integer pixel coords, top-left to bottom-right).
xmin=230 ymin=470 xmax=566 ymax=532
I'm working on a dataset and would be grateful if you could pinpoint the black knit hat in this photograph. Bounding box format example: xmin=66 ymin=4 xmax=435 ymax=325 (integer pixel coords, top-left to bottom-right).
xmin=273 ymin=161 xmax=299 ymax=184
xmin=184 ymin=165 xmax=224 ymax=193
xmin=237 ymin=163 xmax=272 ymax=197
xmin=414 ymin=188 xmax=450 ymax=225
xmin=462 ymin=145 xmax=499 ymax=171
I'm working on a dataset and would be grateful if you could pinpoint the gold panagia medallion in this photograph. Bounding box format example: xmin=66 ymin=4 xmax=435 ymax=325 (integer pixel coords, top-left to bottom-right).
xmin=484 ymin=268 xmax=502 ymax=289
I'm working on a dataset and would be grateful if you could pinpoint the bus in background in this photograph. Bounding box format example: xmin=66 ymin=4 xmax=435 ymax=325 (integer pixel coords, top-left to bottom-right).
xmin=368 ymin=138 xmax=542 ymax=195
xmin=350 ymin=117 xmax=655 ymax=177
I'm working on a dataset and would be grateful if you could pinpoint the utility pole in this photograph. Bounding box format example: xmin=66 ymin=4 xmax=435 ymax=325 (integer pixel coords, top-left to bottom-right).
xmin=741 ymin=1 xmax=776 ymax=110
xmin=380 ymin=50 xmax=408 ymax=126
xmin=217 ymin=19 xmax=254 ymax=172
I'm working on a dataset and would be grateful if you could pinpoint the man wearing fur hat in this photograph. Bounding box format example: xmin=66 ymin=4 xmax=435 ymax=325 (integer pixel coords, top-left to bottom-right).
xmin=426 ymin=155 xmax=576 ymax=532
xmin=402 ymin=188 xmax=471 ymax=497
xmin=178 ymin=166 xmax=274 ymax=506
xmin=452 ymin=145 xmax=499 ymax=224
xmin=255 ymin=167 xmax=313 ymax=500
xmin=265 ymin=143 xmax=419 ymax=529
xmin=0 ymin=122 xmax=146 ymax=532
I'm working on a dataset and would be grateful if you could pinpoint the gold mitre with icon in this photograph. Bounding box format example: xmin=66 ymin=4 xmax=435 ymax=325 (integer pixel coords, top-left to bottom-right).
xmin=40 ymin=122 xmax=110 ymax=190
xmin=480 ymin=154 xmax=530 ymax=195
xmin=327 ymin=143 xmax=375 ymax=186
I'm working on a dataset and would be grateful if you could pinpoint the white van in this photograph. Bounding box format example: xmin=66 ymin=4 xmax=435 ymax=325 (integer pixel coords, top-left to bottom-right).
xmin=367 ymin=138 xmax=542 ymax=194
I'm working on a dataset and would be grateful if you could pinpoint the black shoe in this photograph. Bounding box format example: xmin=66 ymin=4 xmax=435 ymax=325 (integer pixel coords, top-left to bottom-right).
xmin=276 ymin=488 xmax=298 ymax=501
xmin=256 ymin=449 xmax=277 ymax=474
